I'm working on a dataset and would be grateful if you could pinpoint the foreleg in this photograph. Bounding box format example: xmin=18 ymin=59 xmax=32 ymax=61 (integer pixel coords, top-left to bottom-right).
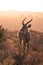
xmin=27 ymin=42 xmax=29 ymax=54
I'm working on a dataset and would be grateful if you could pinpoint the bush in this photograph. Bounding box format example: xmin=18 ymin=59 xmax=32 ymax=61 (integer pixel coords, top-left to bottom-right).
xmin=3 ymin=57 xmax=15 ymax=65
xmin=0 ymin=25 xmax=6 ymax=42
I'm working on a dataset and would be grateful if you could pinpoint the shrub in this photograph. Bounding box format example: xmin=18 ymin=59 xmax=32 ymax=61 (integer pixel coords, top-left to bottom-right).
xmin=3 ymin=57 xmax=15 ymax=65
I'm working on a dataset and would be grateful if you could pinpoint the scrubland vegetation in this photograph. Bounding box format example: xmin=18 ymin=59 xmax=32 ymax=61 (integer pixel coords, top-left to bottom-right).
xmin=0 ymin=25 xmax=43 ymax=65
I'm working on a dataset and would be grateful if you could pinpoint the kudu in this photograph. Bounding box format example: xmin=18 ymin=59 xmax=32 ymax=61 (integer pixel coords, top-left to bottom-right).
xmin=19 ymin=17 xmax=32 ymax=55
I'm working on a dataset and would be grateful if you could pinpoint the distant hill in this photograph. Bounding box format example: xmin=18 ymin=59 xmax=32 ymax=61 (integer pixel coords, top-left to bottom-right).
xmin=0 ymin=11 xmax=43 ymax=32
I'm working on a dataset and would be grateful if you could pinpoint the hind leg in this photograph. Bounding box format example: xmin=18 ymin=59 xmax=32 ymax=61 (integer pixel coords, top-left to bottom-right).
xmin=23 ymin=43 xmax=26 ymax=57
xmin=19 ymin=40 xmax=22 ymax=55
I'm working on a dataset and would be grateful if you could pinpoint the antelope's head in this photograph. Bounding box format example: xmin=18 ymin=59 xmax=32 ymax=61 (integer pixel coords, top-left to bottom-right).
xmin=22 ymin=17 xmax=32 ymax=28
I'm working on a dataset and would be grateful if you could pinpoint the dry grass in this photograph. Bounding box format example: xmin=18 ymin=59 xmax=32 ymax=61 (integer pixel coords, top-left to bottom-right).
xmin=0 ymin=30 xmax=43 ymax=65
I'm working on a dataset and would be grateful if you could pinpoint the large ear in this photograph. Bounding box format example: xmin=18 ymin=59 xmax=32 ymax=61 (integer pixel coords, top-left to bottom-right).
xmin=26 ymin=18 xmax=32 ymax=25
xmin=27 ymin=24 xmax=31 ymax=28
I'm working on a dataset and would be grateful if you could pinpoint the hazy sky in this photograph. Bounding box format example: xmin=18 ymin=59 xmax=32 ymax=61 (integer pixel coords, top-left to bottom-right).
xmin=0 ymin=0 xmax=43 ymax=12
